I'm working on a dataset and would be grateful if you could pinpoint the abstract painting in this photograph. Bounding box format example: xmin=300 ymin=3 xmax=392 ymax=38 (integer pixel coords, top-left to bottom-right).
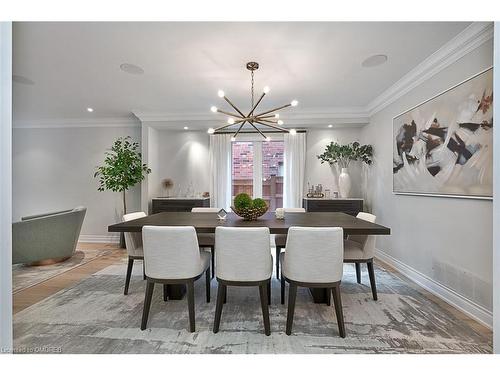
xmin=393 ymin=68 xmax=493 ymax=199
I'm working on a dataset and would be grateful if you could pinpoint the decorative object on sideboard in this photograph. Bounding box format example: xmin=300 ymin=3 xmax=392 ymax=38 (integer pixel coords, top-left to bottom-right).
xmin=306 ymin=182 xmax=325 ymax=198
xmin=202 ymin=191 xmax=210 ymax=198
xmin=231 ymin=193 xmax=269 ymax=221
xmin=207 ymin=61 xmax=298 ymax=140
xmin=317 ymin=141 xmax=373 ymax=198
xmin=275 ymin=207 xmax=285 ymax=220
xmin=162 ymin=178 xmax=174 ymax=197
xmin=393 ymin=68 xmax=493 ymax=199
xmin=217 ymin=208 xmax=228 ymax=221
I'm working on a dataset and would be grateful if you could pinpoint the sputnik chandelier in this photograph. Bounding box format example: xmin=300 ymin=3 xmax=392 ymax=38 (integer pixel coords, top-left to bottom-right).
xmin=207 ymin=61 xmax=298 ymax=140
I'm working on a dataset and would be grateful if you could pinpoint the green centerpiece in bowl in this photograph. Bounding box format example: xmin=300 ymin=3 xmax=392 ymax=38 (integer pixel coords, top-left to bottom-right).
xmin=231 ymin=193 xmax=269 ymax=221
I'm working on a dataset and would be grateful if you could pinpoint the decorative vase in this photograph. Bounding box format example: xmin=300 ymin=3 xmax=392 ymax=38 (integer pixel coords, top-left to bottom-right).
xmin=338 ymin=168 xmax=351 ymax=198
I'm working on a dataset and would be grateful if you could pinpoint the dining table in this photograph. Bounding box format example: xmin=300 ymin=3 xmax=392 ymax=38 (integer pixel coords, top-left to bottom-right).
xmin=108 ymin=211 xmax=391 ymax=303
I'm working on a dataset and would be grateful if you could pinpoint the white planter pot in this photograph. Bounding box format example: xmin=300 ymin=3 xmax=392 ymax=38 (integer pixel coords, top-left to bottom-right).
xmin=338 ymin=168 xmax=351 ymax=198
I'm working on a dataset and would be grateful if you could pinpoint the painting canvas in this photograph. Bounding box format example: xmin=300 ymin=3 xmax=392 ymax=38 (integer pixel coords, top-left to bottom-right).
xmin=393 ymin=68 xmax=493 ymax=199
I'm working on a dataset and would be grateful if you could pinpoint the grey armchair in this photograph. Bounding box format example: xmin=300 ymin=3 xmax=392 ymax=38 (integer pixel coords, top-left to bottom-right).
xmin=12 ymin=206 xmax=87 ymax=265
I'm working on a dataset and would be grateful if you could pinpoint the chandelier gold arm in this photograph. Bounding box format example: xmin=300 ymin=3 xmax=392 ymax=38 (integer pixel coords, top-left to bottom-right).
xmin=213 ymin=118 xmax=247 ymax=132
xmin=248 ymin=122 xmax=268 ymax=139
xmin=223 ymin=96 xmax=246 ymax=118
xmin=247 ymin=92 xmax=266 ymax=117
xmin=254 ymin=103 xmax=291 ymax=117
xmin=216 ymin=108 xmax=245 ymax=119
xmin=255 ymin=121 xmax=290 ymax=133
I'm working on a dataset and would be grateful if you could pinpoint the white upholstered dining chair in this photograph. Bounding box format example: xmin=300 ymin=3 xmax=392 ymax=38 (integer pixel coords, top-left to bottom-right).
xmin=274 ymin=207 xmax=306 ymax=279
xmin=344 ymin=212 xmax=378 ymax=300
xmin=140 ymin=226 xmax=211 ymax=332
xmin=280 ymin=226 xmax=345 ymax=337
xmin=191 ymin=207 xmax=221 ymax=278
xmin=213 ymin=227 xmax=273 ymax=336
xmin=123 ymin=211 xmax=147 ymax=295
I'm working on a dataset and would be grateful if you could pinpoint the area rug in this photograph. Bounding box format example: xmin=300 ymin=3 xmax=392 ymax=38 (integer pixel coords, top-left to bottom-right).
xmin=13 ymin=260 xmax=492 ymax=354
xmin=13 ymin=247 xmax=113 ymax=293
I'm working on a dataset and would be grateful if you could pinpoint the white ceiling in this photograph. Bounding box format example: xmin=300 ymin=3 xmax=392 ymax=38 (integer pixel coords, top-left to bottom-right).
xmin=13 ymin=22 xmax=471 ymax=127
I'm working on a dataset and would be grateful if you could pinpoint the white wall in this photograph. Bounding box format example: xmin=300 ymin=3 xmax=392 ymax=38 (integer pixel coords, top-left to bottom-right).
xmin=305 ymin=128 xmax=365 ymax=198
xmin=12 ymin=125 xmax=142 ymax=240
xmin=0 ymin=21 xmax=13 ymax=353
xmin=156 ymin=130 xmax=210 ymax=198
xmin=493 ymin=22 xmax=499 ymax=354
xmin=362 ymin=40 xmax=493 ymax=325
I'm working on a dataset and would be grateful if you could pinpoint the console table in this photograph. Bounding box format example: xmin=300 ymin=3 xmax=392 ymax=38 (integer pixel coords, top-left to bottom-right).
xmin=302 ymin=198 xmax=363 ymax=216
xmin=152 ymin=197 xmax=210 ymax=214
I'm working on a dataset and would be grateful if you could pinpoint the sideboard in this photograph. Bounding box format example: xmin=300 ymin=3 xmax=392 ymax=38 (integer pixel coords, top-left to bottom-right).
xmin=302 ymin=198 xmax=363 ymax=216
xmin=152 ymin=197 xmax=210 ymax=214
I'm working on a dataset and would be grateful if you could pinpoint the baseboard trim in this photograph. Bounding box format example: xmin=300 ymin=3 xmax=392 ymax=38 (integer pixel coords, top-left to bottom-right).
xmin=375 ymin=248 xmax=492 ymax=329
xmin=79 ymin=234 xmax=120 ymax=244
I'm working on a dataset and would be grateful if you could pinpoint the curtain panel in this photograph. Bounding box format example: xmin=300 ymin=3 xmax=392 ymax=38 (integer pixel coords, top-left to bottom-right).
xmin=209 ymin=134 xmax=232 ymax=210
xmin=283 ymin=132 xmax=306 ymax=208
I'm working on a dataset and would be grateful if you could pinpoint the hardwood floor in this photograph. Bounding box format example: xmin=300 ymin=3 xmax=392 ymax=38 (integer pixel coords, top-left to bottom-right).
xmin=13 ymin=242 xmax=492 ymax=338
xmin=13 ymin=243 xmax=125 ymax=314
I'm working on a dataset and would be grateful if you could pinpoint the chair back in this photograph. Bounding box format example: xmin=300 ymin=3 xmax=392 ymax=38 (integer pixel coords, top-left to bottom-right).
xmin=348 ymin=212 xmax=377 ymax=259
xmin=283 ymin=226 xmax=344 ymax=283
xmin=191 ymin=207 xmax=221 ymax=213
xmin=283 ymin=208 xmax=306 ymax=213
xmin=123 ymin=212 xmax=147 ymax=257
xmin=142 ymin=226 xmax=203 ymax=279
xmin=215 ymin=227 xmax=272 ymax=282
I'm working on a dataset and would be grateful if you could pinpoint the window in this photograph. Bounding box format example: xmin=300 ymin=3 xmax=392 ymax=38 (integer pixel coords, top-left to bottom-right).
xmin=231 ymin=140 xmax=284 ymax=210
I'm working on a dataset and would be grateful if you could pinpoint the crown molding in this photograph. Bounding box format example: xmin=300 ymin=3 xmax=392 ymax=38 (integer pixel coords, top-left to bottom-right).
xmin=133 ymin=107 xmax=370 ymax=127
xmin=366 ymin=22 xmax=493 ymax=117
xmin=13 ymin=116 xmax=140 ymax=129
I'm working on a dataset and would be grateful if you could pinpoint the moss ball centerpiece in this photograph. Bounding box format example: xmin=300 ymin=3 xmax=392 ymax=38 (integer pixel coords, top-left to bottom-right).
xmin=231 ymin=193 xmax=269 ymax=221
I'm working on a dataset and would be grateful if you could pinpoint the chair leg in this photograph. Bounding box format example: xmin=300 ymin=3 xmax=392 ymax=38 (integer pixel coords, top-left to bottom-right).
xmin=163 ymin=284 xmax=168 ymax=301
xmin=213 ymin=283 xmax=226 ymax=333
xmin=259 ymin=283 xmax=271 ymax=336
xmin=187 ymin=280 xmax=195 ymax=332
xmin=286 ymin=283 xmax=297 ymax=335
xmin=367 ymin=259 xmax=378 ymax=301
xmin=142 ymin=259 xmax=146 ymax=280
xmin=223 ymin=285 xmax=227 ymax=304
xmin=140 ymin=281 xmax=154 ymax=330
xmin=326 ymin=288 xmax=332 ymax=306
xmin=332 ymin=285 xmax=346 ymax=338
xmin=275 ymin=247 xmax=281 ymax=279
xmin=124 ymin=257 xmax=134 ymax=295
xmin=210 ymin=246 xmax=215 ymax=279
xmin=355 ymin=263 xmax=361 ymax=284
xmin=205 ymin=268 xmax=211 ymax=303
xmin=267 ymin=280 xmax=271 ymax=305
xmin=280 ymin=272 xmax=285 ymax=305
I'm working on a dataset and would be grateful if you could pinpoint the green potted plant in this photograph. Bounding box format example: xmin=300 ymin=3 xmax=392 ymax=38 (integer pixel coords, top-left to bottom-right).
xmin=231 ymin=193 xmax=269 ymax=221
xmin=94 ymin=136 xmax=151 ymax=245
xmin=317 ymin=141 xmax=373 ymax=198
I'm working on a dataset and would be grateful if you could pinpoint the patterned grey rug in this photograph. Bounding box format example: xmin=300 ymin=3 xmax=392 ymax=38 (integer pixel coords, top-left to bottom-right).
xmin=13 ymin=259 xmax=492 ymax=354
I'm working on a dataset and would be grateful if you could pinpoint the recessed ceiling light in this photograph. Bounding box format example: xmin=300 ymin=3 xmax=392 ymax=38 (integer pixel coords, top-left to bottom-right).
xmin=362 ymin=54 xmax=388 ymax=68
xmin=120 ymin=63 xmax=144 ymax=75
xmin=183 ymin=126 xmax=189 ymax=130
xmin=12 ymin=75 xmax=35 ymax=85
xmin=87 ymin=107 xmax=94 ymax=113
xmin=328 ymin=124 xmax=333 ymax=128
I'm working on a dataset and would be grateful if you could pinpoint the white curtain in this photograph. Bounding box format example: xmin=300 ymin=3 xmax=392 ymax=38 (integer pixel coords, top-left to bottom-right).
xmin=209 ymin=134 xmax=232 ymax=210
xmin=283 ymin=132 xmax=306 ymax=208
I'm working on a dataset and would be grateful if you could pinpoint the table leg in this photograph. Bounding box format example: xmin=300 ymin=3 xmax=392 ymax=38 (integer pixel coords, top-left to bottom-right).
xmin=308 ymin=287 xmax=329 ymax=303
xmin=166 ymin=284 xmax=187 ymax=300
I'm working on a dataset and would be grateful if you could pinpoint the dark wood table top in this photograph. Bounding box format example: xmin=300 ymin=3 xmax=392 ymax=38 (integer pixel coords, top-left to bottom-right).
xmin=108 ymin=212 xmax=390 ymax=235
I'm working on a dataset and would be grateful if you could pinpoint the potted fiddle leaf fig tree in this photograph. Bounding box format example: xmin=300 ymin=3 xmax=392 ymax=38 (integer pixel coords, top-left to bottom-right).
xmin=94 ymin=137 xmax=151 ymax=246
xmin=317 ymin=141 xmax=373 ymax=198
